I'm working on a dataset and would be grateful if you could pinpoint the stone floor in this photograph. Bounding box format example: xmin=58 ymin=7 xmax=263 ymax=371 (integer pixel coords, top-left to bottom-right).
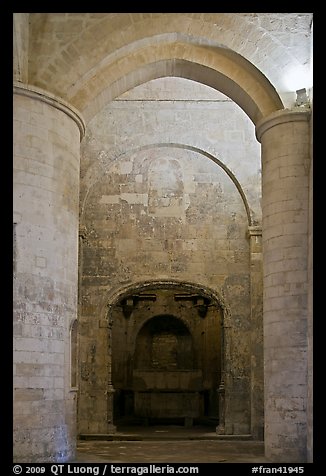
xmin=72 ymin=425 xmax=268 ymax=463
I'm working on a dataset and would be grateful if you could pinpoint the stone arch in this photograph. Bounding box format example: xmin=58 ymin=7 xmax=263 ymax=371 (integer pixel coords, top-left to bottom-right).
xmin=80 ymin=142 xmax=255 ymax=228
xmin=29 ymin=14 xmax=290 ymax=124
xmin=106 ymin=278 xmax=229 ymax=318
xmin=131 ymin=309 xmax=194 ymax=351
xmin=30 ymin=13 xmax=309 ymax=114
xmin=72 ymin=43 xmax=283 ymax=124
xmin=106 ymin=279 xmax=228 ymax=370
xmin=106 ymin=279 xmax=229 ymax=354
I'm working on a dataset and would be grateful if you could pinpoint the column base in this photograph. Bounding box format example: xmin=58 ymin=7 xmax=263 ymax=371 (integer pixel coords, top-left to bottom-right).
xmin=107 ymin=423 xmax=117 ymax=434
xmin=216 ymin=424 xmax=225 ymax=435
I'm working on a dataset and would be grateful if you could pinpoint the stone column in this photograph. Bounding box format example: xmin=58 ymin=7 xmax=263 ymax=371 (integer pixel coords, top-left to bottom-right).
xmin=13 ymin=13 xmax=29 ymax=84
xmin=106 ymin=305 xmax=117 ymax=434
xmin=256 ymin=109 xmax=311 ymax=462
xmin=306 ymin=105 xmax=313 ymax=463
xmin=13 ymin=83 xmax=85 ymax=462
xmin=248 ymin=225 xmax=264 ymax=440
xmin=216 ymin=317 xmax=225 ymax=435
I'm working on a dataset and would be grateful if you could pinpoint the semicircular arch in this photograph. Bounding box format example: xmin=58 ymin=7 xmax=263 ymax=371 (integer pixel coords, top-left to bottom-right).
xmin=71 ymin=41 xmax=283 ymax=125
xmin=80 ymin=142 xmax=255 ymax=227
xmin=106 ymin=278 xmax=230 ymax=319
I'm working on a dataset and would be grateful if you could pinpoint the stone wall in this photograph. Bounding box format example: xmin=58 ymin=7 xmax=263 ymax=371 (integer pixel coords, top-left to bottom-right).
xmin=13 ymin=86 xmax=83 ymax=462
xmin=78 ymin=78 xmax=263 ymax=436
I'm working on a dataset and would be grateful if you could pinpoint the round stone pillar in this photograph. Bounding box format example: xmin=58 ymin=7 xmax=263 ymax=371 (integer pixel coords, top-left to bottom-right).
xmin=256 ymin=109 xmax=311 ymax=462
xmin=13 ymin=83 xmax=85 ymax=462
xmin=248 ymin=225 xmax=264 ymax=440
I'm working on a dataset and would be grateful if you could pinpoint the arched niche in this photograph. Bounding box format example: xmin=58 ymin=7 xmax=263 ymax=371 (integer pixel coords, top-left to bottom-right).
xmin=134 ymin=314 xmax=194 ymax=371
xmin=109 ymin=282 xmax=223 ymax=428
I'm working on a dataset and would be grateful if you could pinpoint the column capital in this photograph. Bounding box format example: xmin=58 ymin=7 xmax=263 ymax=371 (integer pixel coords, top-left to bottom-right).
xmin=248 ymin=225 xmax=262 ymax=237
xmin=255 ymin=108 xmax=311 ymax=143
xmin=13 ymin=82 xmax=86 ymax=139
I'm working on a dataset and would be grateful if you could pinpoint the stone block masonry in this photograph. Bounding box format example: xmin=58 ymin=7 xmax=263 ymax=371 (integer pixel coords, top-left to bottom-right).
xmin=13 ymin=84 xmax=85 ymax=462
xmin=256 ymin=109 xmax=311 ymax=462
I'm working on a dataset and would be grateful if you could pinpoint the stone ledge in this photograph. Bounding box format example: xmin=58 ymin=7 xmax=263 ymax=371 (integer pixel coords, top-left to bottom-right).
xmin=78 ymin=432 xmax=255 ymax=441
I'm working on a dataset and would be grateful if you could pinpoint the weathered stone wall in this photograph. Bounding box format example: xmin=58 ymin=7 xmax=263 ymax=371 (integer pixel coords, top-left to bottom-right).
xmin=13 ymin=86 xmax=83 ymax=462
xmin=79 ymin=79 xmax=262 ymax=224
xmin=78 ymin=78 xmax=263 ymax=436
